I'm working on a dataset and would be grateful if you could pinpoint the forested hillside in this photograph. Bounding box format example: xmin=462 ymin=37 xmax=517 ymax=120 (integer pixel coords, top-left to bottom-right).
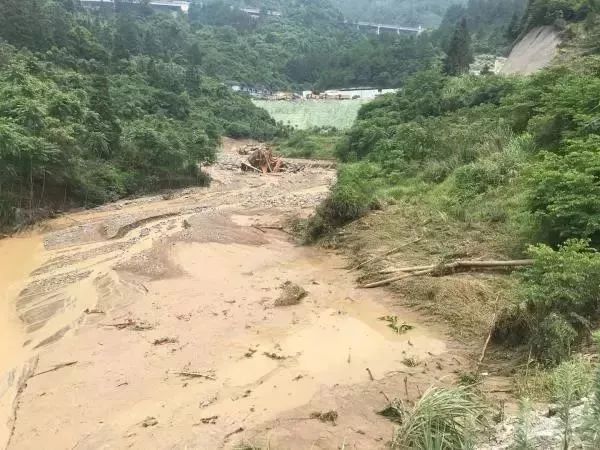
xmin=0 ymin=0 xmax=443 ymax=229
xmin=312 ymin=0 xmax=600 ymax=367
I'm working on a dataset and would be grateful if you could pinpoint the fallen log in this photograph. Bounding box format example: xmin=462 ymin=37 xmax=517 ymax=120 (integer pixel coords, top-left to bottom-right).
xmin=241 ymin=161 xmax=261 ymax=173
xmin=379 ymin=264 xmax=434 ymax=274
xmin=361 ymin=259 xmax=534 ymax=288
xmin=352 ymin=238 xmax=422 ymax=270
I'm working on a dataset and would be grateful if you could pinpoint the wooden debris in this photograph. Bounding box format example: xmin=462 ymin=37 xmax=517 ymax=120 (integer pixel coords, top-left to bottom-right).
xmin=199 ymin=415 xmax=218 ymax=424
xmin=153 ymin=337 xmax=178 ymax=346
xmin=101 ymin=319 xmax=154 ymax=331
xmin=174 ymin=370 xmax=216 ymax=381
xmin=241 ymin=146 xmax=285 ymax=174
xmin=310 ymin=410 xmax=338 ymax=424
xmin=352 ymin=238 xmax=422 ymax=270
xmin=224 ymin=427 xmax=244 ymax=440
xmin=141 ymin=417 xmax=158 ymax=427
xmin=264 ymin=352 xmax=287 ymax=360
xmin=32 ymin=361 xmax=78 ymax=378
xmin=362 ymin=259 xmax=535 ymax=288
xmin=478 ymin=312 xmax=498 ymax=368
xmin=366 ymin=368 xmax=375 ymax=381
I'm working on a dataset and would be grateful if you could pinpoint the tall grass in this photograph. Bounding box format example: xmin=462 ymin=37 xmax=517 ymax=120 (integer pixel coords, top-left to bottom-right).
xmin=391 ymin=386 xmax=487 ymax=450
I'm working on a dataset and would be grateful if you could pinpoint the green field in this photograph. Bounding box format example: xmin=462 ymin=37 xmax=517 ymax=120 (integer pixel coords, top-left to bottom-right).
xmin=253 ymin=99 xmax=369 ymax=130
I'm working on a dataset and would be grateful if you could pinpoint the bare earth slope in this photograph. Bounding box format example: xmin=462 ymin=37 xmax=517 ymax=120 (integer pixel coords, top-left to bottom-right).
xmin=0 ymin=140 xmax=467 ymax=449
xmin=501 ymin=25 xmax=561 ymax=75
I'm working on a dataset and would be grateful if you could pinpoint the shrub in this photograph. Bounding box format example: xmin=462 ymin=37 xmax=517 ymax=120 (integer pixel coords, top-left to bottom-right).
xmin=494 ymin=239 xmax=600 ymax=364
xmin=527 ymin=137 xmax=600 ymax=246
xmin=551 ymin=357 xmax=594 ymax=449
xmin=305 ymin=162 xmax=381 ymax=240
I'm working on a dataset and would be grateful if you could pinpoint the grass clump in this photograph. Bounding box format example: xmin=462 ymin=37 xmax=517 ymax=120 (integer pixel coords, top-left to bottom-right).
xmin=390 ymin=386 xmax=486 ymax=450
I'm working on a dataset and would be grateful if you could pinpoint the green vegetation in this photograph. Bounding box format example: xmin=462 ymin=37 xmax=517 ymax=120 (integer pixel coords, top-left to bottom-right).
xmin=497 ymin=240 xmax=600 ymax=364
xmin=434 ymin=0 xmax=527 ymax=54
xmin=310 ymin=0 xmax=600 ymax=365
xmin=254 ymin=100 xmax=368 ymax=130
xmin=0 ymin=0 xmax=283 ymax=228
xmin=390 ymin=386 xmax=486 ymax=449
xmin=188 ymin=0 xmax=441 ymax=90
xmin=443 ymin=18 xmax=474 ymax=75
xmin=274 ymin=128 xmax=340 ymax=159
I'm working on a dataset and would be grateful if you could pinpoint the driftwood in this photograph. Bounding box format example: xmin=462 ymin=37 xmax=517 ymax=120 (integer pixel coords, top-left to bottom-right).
xmin=352 ymin=238 xmax=422 ymax=270
xmin=361 ymin=259 xmax=534 ymax=288
xmin=241 ymin=161 xmax=261 ymax=173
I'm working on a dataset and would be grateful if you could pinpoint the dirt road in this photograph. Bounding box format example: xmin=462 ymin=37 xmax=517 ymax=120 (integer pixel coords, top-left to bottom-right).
xmin=0 ymin=139 xmax=465 ymax=449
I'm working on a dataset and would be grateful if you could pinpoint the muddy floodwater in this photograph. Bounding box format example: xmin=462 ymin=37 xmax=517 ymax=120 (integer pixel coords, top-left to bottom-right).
xmin=0 ymin=236 xmax=44 ymax=374
xmin=0 ymin=140 xmax=464 ymax=449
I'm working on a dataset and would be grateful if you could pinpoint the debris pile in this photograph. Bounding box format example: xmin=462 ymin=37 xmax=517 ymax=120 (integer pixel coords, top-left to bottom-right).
xmin=241 ymin=145 xmax=285 ymax=173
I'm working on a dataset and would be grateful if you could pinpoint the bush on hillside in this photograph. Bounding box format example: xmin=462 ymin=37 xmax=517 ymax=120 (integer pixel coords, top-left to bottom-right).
xmin=494 ymin=239 xmax=600 ymax=364
xmin=305 ymin=162 xmax=381 ymax=240
xmin=527 ymin=136 xmax=600 ymax=246
xmin=522 ymin=0 xmax=592 ymax=31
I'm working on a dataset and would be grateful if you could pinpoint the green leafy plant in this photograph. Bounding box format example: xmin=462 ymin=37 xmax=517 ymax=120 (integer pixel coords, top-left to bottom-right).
xmin=495 ymin=240 xmax=600 ymax=364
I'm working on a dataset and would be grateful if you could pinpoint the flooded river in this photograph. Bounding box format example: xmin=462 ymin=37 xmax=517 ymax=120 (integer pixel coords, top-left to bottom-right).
xmin=0 ymin=140 xmax=462 ymax=449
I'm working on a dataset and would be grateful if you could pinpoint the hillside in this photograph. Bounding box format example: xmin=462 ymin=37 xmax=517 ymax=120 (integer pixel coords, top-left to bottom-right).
xmin=0 ymin=0 xmax=443 ymax=230
xmin=302 ymin=0 xmax=600 ymax=446
xmin=501 ymin=25 xmax=561 ymax=74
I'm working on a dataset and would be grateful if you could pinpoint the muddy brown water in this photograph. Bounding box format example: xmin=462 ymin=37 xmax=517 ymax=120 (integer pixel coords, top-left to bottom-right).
xmin=0 ymin=140 xmax=464 ymax=449
xmin=0 ymin=235 xmax=44 ymax=374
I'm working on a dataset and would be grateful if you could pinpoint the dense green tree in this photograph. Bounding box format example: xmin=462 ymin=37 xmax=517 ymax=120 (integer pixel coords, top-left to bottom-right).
xmin=443 ymin=18 xmax=474 ymax=75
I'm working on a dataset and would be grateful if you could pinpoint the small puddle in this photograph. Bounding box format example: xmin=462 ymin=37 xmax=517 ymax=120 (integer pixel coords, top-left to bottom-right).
xmin=0 ymin=234 xmax=44 ymax=373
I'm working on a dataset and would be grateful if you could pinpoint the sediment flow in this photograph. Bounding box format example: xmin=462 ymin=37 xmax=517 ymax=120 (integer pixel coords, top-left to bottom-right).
xmin=0 ymin=140 xmax=463 ymax=449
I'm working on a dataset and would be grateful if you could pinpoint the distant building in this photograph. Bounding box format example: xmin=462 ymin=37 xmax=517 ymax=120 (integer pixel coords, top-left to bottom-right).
xmin=302 ymin=87 xmax=397 ymax=100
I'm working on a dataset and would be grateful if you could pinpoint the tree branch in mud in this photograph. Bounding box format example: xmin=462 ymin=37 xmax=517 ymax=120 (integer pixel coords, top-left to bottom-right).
xmin=32 ymin=361 xmax=78 ymax=378
xmin=173 ymin=371 xmax=216 ymax=380
xmin=361 ymin=259 xmax=534 ymax=288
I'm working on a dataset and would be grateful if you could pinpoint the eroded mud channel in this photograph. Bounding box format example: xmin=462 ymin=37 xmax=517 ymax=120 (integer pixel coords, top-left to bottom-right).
xmin=0 ymin=140 xmax=465 ymax=449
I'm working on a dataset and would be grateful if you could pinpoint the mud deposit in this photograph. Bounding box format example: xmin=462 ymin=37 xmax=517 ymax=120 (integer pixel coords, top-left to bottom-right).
xmin=0 ymin=139 xmax=465 ymax=449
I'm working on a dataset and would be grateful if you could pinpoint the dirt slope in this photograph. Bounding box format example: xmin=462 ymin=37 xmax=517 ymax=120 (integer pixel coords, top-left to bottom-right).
xmin=0 ymin=140 xmax=467 ymax=449
xmin=501 ymin=26 xmax=561 ymax=75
